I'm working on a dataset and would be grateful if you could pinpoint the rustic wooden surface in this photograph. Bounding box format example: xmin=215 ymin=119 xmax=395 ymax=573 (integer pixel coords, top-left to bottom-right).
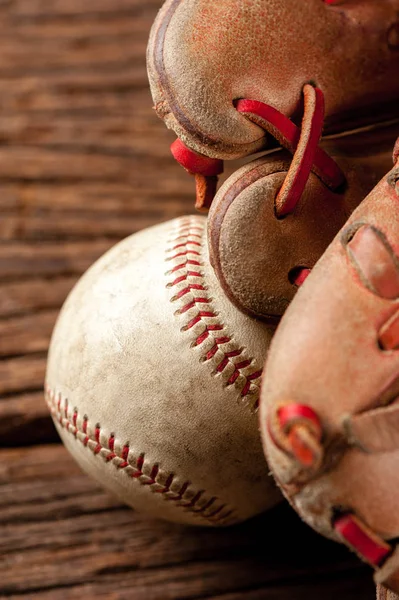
xmin=0 ymin=1 xmax=376 ymax=598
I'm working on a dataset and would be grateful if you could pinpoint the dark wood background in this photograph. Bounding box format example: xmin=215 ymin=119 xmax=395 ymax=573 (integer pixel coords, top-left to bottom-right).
xmin=0 ymin=1 xmax=375 ymax=598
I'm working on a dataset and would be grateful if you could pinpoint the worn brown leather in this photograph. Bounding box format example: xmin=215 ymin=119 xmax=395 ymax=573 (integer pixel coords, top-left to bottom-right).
xmin=377 ymin=584 xmax=399 ymax=600
xmin=207 ymin=129 xmax=399 ymax=321
xmin=259 ymin=142 xmax=399 ymax=591
xmin=147 ymin=0 xmax=399 ymax=160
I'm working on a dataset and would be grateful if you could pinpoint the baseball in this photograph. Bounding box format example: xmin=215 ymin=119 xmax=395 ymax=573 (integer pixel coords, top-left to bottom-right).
xmin=45 ymin=215 xmax=279 ymax=526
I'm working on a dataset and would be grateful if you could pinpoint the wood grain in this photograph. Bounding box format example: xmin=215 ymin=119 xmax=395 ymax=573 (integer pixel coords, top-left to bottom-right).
xmin=0 ymin=445 xmax=374 ymax=600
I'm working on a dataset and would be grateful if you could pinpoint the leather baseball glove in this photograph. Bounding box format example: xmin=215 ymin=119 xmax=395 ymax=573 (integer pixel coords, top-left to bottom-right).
xmin=259 ymin=138 xmax=399 ymax=596
xmin=207 ymin=126 xmax=396 ymax=321
xmin=378 ymin=584 xmax=399 ymax=599
xmin=148 ymin=0 xmax=399 ymax=205
xmin=148 ymin=0 xmax=399 ymax=160
xmin=147 ymin=0 xmax=399 ymax=320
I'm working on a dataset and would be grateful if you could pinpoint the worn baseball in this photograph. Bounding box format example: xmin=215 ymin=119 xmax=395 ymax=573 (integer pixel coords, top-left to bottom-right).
xmin=45 ymin=215 xmax=279 ymax=526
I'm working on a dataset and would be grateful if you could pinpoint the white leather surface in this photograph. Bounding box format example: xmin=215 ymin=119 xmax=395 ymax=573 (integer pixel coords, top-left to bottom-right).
xmin=46 ymin=216 xmax=280 ymax=526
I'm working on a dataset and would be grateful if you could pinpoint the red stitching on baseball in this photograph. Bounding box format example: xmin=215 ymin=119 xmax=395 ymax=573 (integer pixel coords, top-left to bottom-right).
xmin=45 ymin=385 xmax=235 ymax=525
xmin=155 ymin=473 xmax=174 ymax=494
xmin=141 ymin=464 xmax=159 ymax=485
xmin=168 ymin=272 xmax=203 ymax=287
xmin=167 ymin=249 xmax=201 ymax=261
xmin=215 ymin=336 xmax=231 ymax=345
xmin=94 ymin=424 xmax=102 ymax=454
xmin=206 ymin=344 xmax=219 ymax=361
xmin=136 ymin=454 xmax=144 ymax=471
xmin=178 ymin=298 xmax=211 ymax=315
xmin=173 ymin=241 xmax=201 ymax=250
xmin=169 ymin=480 xmax=189 ymax=501
xmin=193 ymin=330 xmax=210 ymax=346
xmin=119 ymin=444 xmax=130 ymax=469
xmin=182 ymin=311 xmax=218 ymax=331
xmin=166 ymin=218 xmax=263 ymax=411
xmin=235 ymin=360 xmax=252 ymax=370
xmin=167 ymin=260 xmax=202 ymax=274
xmin=195 ymin=496 xmax=216 ymax=513
xmin=182 ymin=490 xmax=203 ymax=508
xmin=216 ymin=351 xmax=243 ymax=373
xmin=208 ymin=505 xmax=231 ymax=520
xmin=171 ymin=227 xmax=203 ymax=237
xmin=171 ymin=284 xmax=206 ymax=301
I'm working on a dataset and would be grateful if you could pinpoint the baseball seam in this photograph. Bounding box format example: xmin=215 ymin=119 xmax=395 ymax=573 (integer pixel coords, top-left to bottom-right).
xmin=166 ymin=217 xmax=263 ymax=412
xmin=45 ymin=385 xmax=237 ymax=526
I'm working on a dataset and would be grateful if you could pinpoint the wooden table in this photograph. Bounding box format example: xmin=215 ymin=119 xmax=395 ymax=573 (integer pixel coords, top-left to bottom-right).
xmin=0 ymin=1 xmax=375 ymax=597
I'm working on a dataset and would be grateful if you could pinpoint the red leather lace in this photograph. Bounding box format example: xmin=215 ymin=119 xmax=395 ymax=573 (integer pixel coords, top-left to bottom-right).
xmin=171 ymin=139 xmax=224 ymax=212
xmin=171 ymin=84 xmax=346 ymax=287
xmin=269 ymin=404 xmax=394 ymax=568
xmin=334 ymin=513 xmax=392 ymax=568
xmin=236 ymin=85 xmax=345 ymax=216
xmin=172 ymin=84 xmax=344 ymax=212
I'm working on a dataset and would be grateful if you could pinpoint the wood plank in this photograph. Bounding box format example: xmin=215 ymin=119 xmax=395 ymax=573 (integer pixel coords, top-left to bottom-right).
xmin=0 ymin=277 xmax=76 ymax=318
xmin=0 ymin=182 xmax=192 ymax=215
xmin=0 ymin=146 xmax=142 ymax=181
xmin=0 ymin=310 xmax=57 ymax=357
xmin=0 ymin=110 xmax=174 ymax=152
xmin=1 ymin=212 xmax=184 ymax=241
xmin=12 ymin=0 xmax=161 ymax=18
xmin=0 ymin=73 xmax=151 ymax=116
xmin=0 ymin=445 xmax=375 ymax=599
xmin=0 ymin=355 xmax=46 ymax=396
xmin=0 ymin=391 xmax=56 ymax=446
xmin=0 ymin=74 xmax=149 ymax=116
xmin=6 ymin=16 xmax=156 ymax=40
xmin=0 ymin=37 xmax=149 ymax=74
xmin=0 ymin=240 xmax=113 ymax=280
